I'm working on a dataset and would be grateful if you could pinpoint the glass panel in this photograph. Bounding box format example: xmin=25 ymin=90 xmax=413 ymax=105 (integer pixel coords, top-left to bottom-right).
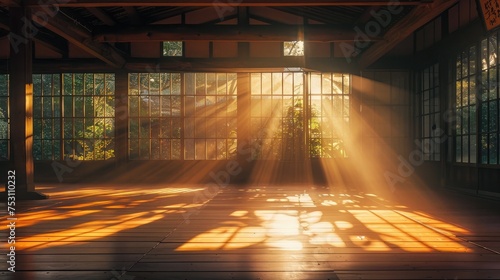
xmin=470 ymin=135 xmax=477 ymax=164
xmin=481 ymin=134 xmax=488 ymax=164
xmin=462 ymin=135 xmax=469 ymax=163
xmin=490 ymin=101 xmax=498 ymax=132
xmin=456 ymin=57 xmax=462 ymax=80
xmin=455 ymin=136 xmax=462 ymax=162
xmin=481 ymin=39 xmax=488 ymax=71
xmin=284 ymin=41 xmax=304 ymax=56
xmin=490 ymin=133 xmax=498 ymax=164
xmin=470 ymin=45 xmax=476 ymax=75
xmin=163 ymin=41 xmax=183 ymax=57
xmin=251 ymin=73 xmax=261 ymax=95
xmin=482 ymin=70 xmax=488 ymax=102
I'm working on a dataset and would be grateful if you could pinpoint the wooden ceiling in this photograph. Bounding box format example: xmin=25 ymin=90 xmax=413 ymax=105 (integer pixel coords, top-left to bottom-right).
xmin=0 ymin=0 xmax=459 ymax=68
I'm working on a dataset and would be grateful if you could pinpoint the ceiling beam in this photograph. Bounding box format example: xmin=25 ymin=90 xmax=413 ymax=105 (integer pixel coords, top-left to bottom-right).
xmin=0 ymin=57 xmax=360 ymax=73
xmin=149 ymin=7 xmax=202 ymax=24
xmin=86 ymin=7 xmax=117 ymax=25
xmin=24 ymin=0 xmax=431 ymax=7
xmin=123 ymin=6 xmax=143 ymax=25
xmin=355 ymin=6 xmax=381 ymax=25
xmin=248 ymin=13 xmax=284 ymax=25
xmin=31 ymin=7 xmax=126 ymax=68
xmin=0 ymin=0 xmax=20 ymax=6
xmin=94 ymin=24 xmax=382 ymax=42
xmin=358 ymin=0 xmax=458 ymax=68
xmin=0 ymin=13 xmax=67 ymax=55
xmin=125 ymin=57 xmax=360 ymax=73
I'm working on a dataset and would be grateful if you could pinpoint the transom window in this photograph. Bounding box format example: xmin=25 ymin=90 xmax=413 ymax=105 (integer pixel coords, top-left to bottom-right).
xmin=284 ymin=41 xmax=305 ymax=56
xmin=162 ymin=41 xmax=183 ymax=57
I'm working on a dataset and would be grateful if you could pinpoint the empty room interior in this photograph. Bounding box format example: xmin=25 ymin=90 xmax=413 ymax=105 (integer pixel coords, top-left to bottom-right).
xmin=1 ymin=0 xmax=500 ymax=279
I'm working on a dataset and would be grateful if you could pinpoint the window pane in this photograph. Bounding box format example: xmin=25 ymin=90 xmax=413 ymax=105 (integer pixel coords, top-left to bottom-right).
xmin=456 ymin=136 xmax=462 ymax=162
xmin=490 ymin=133 xmax=498 ymax=164
xmin=481 ymin=134 xmax=488 ymax=164
xmin=284 ymin=41 xmax=304 ymax=56
xmin=163 ymin=41 xmax=183 ymax=57
xmin=59 ymin=73 xmax=115 ymax=160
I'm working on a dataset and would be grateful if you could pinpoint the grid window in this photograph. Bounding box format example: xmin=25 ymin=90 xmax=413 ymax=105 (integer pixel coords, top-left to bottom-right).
xmin=62 ymin=73 xmax=115 ymax=160
xmin=250 ymin=72 xmax=304 ymax=160
xmin=162 ymin=41 xmax=183 ymax=57
xmin=418 ymin=64 xmax=441 ymax=161
xmin=480 ymin=34 xmax=500 ymax=165
xmin=33 ymin=74 xmax=61 ymax=161
xmin=284 ymin=41 xmax=305 ymax=56
xmin=0 ymin=75 xmax=8 ymax=160
xmin=184 ymin=73 xmax=237 ymax=160
xmin=309 ymin=73 xmax=350 ymax=158
xmin=129 ymin=73 xmax=182 ymax=160
xmin=455 ymin=46 xmax=477 ymax=163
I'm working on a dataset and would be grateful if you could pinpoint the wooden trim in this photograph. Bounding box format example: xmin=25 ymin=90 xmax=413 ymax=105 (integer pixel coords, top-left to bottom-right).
xmin=123 ymin=6 xmax=143 ymax=25
xmin=86 ymin=7 xmax=117 ymax=26
xmin=93 ymin=24 xmax=378 ymax=42
xmin=23 ymin=0 xmax=430 ymax=8
xmin=3 ymin=57 xmax=359 ymax=73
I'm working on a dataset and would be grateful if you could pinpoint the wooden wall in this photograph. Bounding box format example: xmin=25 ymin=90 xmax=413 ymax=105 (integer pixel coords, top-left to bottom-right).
xmin=350 ymin=70 xmax=412 ymax=193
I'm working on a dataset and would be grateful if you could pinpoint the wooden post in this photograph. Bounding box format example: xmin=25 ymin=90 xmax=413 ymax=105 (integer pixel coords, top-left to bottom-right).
xmin=4 ymin=6 xmax=47 ymax=199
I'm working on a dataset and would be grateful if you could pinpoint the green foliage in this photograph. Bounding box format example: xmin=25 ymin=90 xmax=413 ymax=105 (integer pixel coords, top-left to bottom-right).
xmin=163 ymin=41 xmax=183 ymax=57
xmin=309 ymin=103 xmax=347 ymax=159
xmin=31 ymin=73 xmax=115 ymax=161
xmin=255 ymin=97 xmax=346 ymax=160
xmin=284 ymin=41 xmax=304 ymax=56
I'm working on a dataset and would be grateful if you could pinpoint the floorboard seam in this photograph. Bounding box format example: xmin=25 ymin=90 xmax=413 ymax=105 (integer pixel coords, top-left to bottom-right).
xmin=121 ymin=187 xmax=223 ymax=277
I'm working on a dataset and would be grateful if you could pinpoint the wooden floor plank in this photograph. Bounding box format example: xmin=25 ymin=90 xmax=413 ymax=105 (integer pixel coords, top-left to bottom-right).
xmin=2 ymin=183 xmax=499 ymax=279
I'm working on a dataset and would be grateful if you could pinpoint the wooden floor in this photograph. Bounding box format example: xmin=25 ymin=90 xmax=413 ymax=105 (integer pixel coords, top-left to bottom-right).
xmin=2 ymin=183 xmax=500 ymax=280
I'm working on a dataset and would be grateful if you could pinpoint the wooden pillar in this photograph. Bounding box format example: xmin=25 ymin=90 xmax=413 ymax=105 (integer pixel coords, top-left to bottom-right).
xmin=5 ymin=7 xmax=46 ymax=199
xmin=237 ymin=7 xmax=249 ymax=58
xmin=114 ymin=70 xmax=129 ymax=166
